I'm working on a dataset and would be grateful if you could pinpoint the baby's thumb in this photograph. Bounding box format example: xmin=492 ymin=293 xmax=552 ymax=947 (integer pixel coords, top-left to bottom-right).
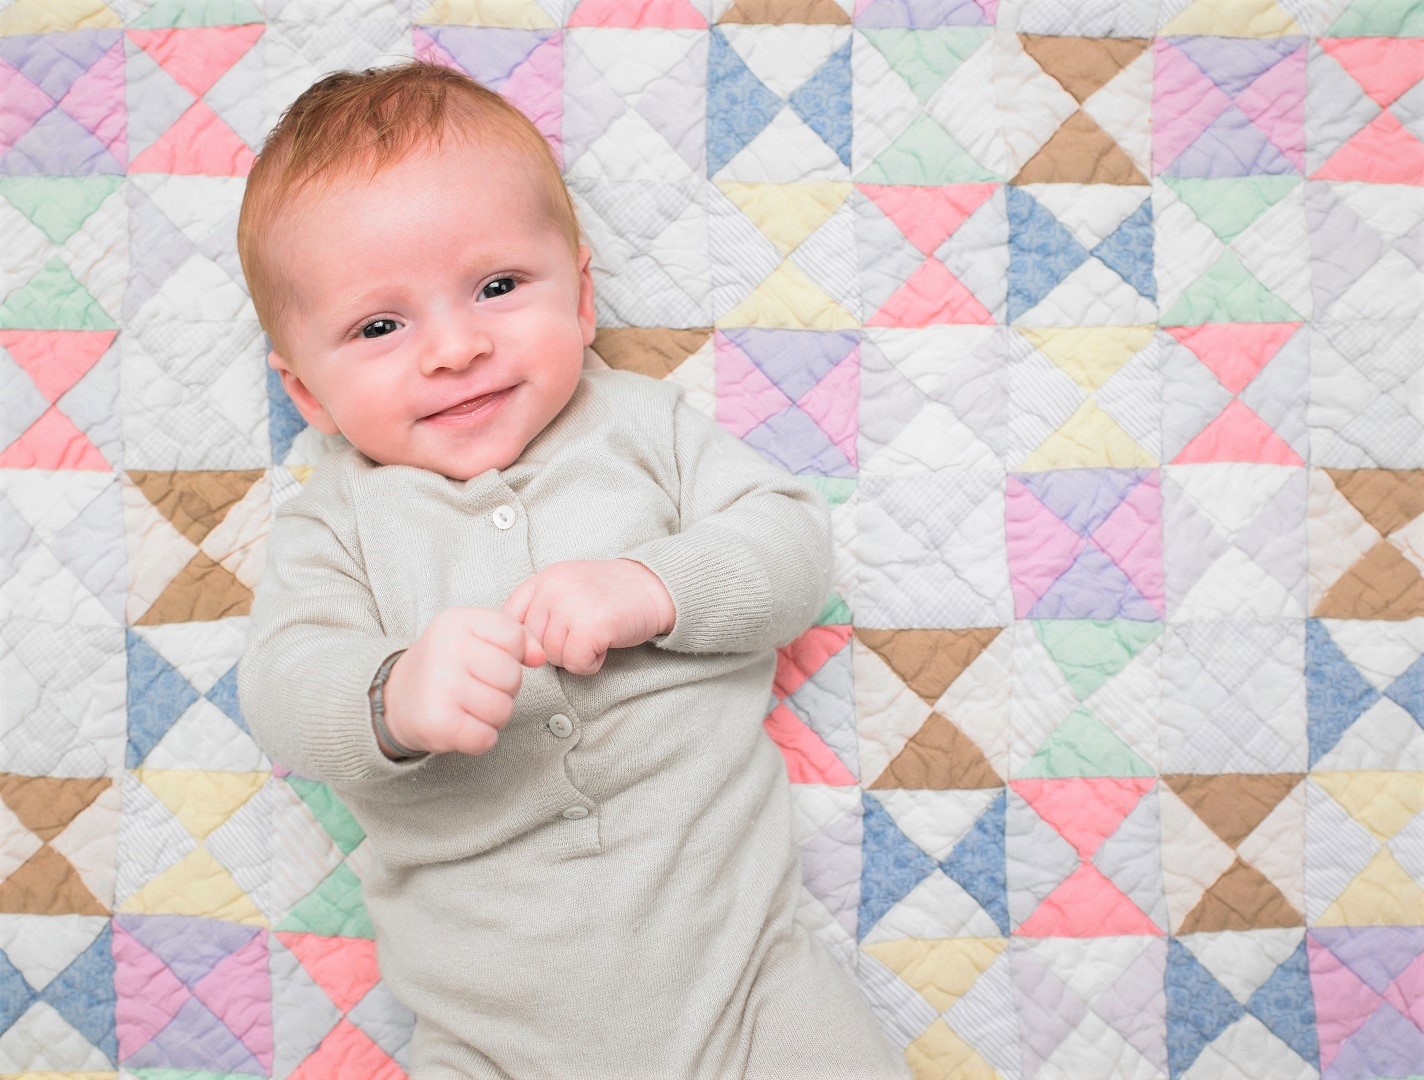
xmin=521 ymin=629 xmax=546 ymax=668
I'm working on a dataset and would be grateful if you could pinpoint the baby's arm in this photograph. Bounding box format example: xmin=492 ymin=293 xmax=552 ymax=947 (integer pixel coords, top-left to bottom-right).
xmin=507 ymin=392 xmax=833 ymax=666
xmin=238 ymin=496 xmax=541 ymax=778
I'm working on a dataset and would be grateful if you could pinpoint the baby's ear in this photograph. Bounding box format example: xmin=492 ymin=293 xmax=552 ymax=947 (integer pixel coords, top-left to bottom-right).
xmin=268 ymin=349 xmax=340 ymax=436
xmin=575 ymin=244 xmax=596 ymax=348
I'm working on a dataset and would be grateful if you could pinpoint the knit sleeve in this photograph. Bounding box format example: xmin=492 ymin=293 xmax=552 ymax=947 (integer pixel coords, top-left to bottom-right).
xmin=237 ymin=469 xmax=427 ymax=784
xmin=624 ymin=394 xmax=833 ymax=654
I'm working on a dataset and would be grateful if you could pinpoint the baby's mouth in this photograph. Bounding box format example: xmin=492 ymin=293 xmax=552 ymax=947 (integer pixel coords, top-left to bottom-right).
xmin=424 ymin=386 xmax=512 ymax=421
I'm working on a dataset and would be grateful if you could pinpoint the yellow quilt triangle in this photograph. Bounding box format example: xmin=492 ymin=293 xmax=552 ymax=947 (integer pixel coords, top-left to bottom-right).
xmin=0 ymin=0 xmax=119 ymax=33
xmin=906 ymin=1018 xmax=1000 ymax=1080
xmin=863 ymin=937 xmax=1006 ymax=1013
xmin=1317 ymin=848 xmax=1424 ymax=927
xmin=1162 ymin=0 xmax=1301 ymax=36
xmin=415 ymin=0 xmax=557 ymax=27
xmin=1018 ymin=326 xmax=1154 ymax=392
xmin=137 ymin=769 xmax=266 ymax=842
xmin=1022 ymin=398 xmax=1157 ymax=470
xmin=721 ymin=259 xmax=857 ymax=330
xmin=717 ymin=181 xmax=852 ymax=256
xmin=123 ymin=848 xmax=266 ymax=925
xmin=1314 ymin=771 xmax=1424 ymax=839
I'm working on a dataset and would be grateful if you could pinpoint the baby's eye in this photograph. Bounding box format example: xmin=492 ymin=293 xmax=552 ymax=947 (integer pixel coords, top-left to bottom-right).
xmin=480 ymin=277 xmax=517 ymax=300
xmin=361 ymin=318 xmax=399 ymax=339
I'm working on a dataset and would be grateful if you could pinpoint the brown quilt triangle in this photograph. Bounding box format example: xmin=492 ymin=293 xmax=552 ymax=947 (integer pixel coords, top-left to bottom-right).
xmin=0 ymin=846 xmax=107 ymax=916
xmin=1163 ymin=773 xmax=1302 ymax=849
xmin=1314 ymin=541 xmax=1424 ymax=620
xmin=590 ymin=328 xmax=712 ymax=379
xmin=720 ymin=0 xmax=850 ymax=23
xmin=137 ymin=551 xmax=253 ymax=625
xmin=1178 ymin=858 xmax=1302 ymax=933
xmin=1012 ymin=110 xmax=1148 ymax=185
xmin=1019 ymin=35 xmax=1150 ymax=104
xmin=129 ymin=470 xmax=264 ymax=546
xmin=0 ymin=775 xmax=109 ymax=841
xmin=869 ymin=713 xmax=1001 ymax=790
xmin=855 ymin=628 xmax=1001 ymax=705
xmin=1324 ymin=469 xmax=1424 ymax=538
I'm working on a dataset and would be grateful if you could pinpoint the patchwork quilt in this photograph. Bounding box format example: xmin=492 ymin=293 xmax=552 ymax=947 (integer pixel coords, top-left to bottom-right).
xmin=2 ymin=0 xmax=1423 ymax=1076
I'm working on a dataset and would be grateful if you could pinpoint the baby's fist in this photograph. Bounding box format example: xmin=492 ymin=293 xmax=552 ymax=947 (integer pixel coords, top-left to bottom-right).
xmin=378 ymin=608 xmax=545 ymax=758
xmin=503 ymin=559 xmax=675 ymax=675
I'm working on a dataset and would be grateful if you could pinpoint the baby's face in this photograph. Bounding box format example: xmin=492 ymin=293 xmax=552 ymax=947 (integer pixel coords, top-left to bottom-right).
xmin=265 ymin=138 xmax=594 ymax=482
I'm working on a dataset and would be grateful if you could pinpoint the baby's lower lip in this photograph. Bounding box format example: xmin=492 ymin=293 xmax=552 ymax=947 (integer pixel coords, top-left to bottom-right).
xmin=423 ymin=387 xmax=512 ymax=424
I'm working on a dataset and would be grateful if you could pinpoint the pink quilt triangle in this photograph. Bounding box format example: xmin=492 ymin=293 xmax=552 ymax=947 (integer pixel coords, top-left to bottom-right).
xmin=860 ymin=183 xmax=996 ymax=255
xmin=277 ymin=932 xmax=382 ymax=1016
xmin=1320 ymin=37 xmax=1424 ymax=109
xmin=289 ymin=1019 xmax=402 ymax=1080
xmin=1230 ymin=45 xmax=1305 ymax=170
xmin=1308 ymin=938 xmax=1387 ymax=1072
xmin=1091 ymin=475 xmax=1163 ymax=614
xmin=128 ymin=25 xmax=264 ymax=99
xmin=499 ymin=35 xmax=563 ymax=162
xmin=567 ymin=0 xmax=707 ymax=27
xmin=1173 ymin=398 xmax=1303 ymax=466
xmin=1384 ymin=953 xmax=1424 ymax=1031
xmin=0 ymin=407 xmax=109 ymax=470
xmin=1015 ymin=862 xmax=1162 ymax=937
xmin=1013 ymin=777 xmax=1154 ymax=860
xmin=113 ymin=926 xmax=191 ymax=1057
xmin=1151 ymin=41 xmax=1235 ymax=170
xmin=56 ymin=40 xmax=126 ymax=163
xmin=191 ymin=934 xmax=273 ymax=1067
xmin=1006 ymin=481 xmax=1088 ymax=611
xmin=773 ymin=625 xmax=851 ymax=700
xmin=130 ymin=97 xmax=256 ymax=176
xmin=1314 ymin=110 xmax=1424 ymax=184
xmin=716 ymin=336 xmax=791 ymax=438
xmin=1 ymin=329 xmax=114 ymax=403
xmin=1166 ymin=323 xmax=1300 ymax=395
xmin=795 ymin=351 xmax=858 ymax=464
xmin=867 ymin=258 xmax=992 ymax=327
xmin=764 ymin=704 xmax=856 ymax=786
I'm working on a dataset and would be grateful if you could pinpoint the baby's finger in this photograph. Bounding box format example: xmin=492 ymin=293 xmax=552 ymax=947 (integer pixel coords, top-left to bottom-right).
xmin=448 ymin=719 xmax=499 ymax=757
xmin=521 ymin=629 xmax=546 ymax=668
xmin=459 ymin=607 xmax=531 ymax=660
xmin=501 ymin=580 xmax=533 ymax=623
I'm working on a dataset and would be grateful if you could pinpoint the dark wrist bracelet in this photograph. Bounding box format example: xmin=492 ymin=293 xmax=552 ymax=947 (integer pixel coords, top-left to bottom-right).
xmin=369 ymin=650 xmax=421 ymax=759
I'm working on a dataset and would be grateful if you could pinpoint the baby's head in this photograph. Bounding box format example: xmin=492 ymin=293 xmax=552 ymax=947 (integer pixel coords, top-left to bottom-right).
xmin=238 ymin=61 xmax=595 ymax=481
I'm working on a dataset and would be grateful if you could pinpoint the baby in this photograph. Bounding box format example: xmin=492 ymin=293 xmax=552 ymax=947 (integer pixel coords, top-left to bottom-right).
xmin=236 ymin=61 xmax=909 ymax=1079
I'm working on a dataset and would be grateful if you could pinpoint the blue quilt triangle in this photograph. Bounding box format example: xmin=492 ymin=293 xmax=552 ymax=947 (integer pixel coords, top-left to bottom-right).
xmin=268 ymin=364 xmax=307 ymax=463
xmin=1089 ymin=196 xmax=1156 ymax=300
xmin=2 ymin=107 xmax=121 ymax=177
xmin=126 ymin=630 xmax=199 ymax=767
xmin=1384 ymin=655 xmax=1424 ymax=730
xmin=40 ymin=925 xmax=116 ymax=1064
xmin=721 ymin=327 xmax=857 ymax=401
xmin=1166 ymin=938 xmax=1247 ymax=1077
xmin=1006 ymin=187 xmax=1089 ymax=321
xmin=1306 ymin=620 xmax=1381 ymax=766
xmin=1016 ymin=469 xmax=1145 ymax=536
xmin=940 ymin=791 xmax=1008 ymax=934
xmin=1171 ymin=36 xmax=1301 ymax=97
xmin=707 ymin=30 xmax=784 ymax=175
xmin=205 ymin=664 xmax=249 ymax=732
xmin=787 ymin=39 xmax=852 ymax=167
xmin=858 ymin=794 xmax=937 ymax=940
xmin=0 ymin=948 xmax=40 ymax=1035
xmin=1244 ymin=940 xmax=1320 ymax=1068
xmin=742 ymin=406 xmax=854 ymax=478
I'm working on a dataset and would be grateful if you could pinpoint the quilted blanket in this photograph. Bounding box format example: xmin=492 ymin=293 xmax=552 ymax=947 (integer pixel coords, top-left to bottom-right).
xmin=3 ymin=0 xmax=1423 ymax=1076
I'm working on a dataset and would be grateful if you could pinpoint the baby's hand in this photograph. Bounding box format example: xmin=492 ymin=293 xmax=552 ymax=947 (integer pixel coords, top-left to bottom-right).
xmin=502 ymin=560 xmax=675 ymax=675
xmin=380 ymin=609 xmax=546 ymax=757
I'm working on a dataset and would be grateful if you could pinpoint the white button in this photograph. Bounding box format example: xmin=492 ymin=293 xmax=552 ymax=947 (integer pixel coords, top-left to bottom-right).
xmin=491 ymin=504 xmax=516 ymax=530
xmin=548 ymin=714 xmax=573 ymax=738
xmin=562 ymin=806 xmax=589 ymax=820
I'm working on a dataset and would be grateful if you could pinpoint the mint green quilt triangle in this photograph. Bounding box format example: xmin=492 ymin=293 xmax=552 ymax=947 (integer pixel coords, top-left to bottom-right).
xmin=863 ymin=27 xmax=992 ymax=103
xmin=278 ymin=863 xmax=375 ymax=938
xmin=809 ymin=475 xmax=855 ymax=510
xmin=1162 ymin=250 xmax=1302 ymax=326
xmin=1018 ymin=708 xmax=1154 ymax=779
xmin=1034 ymin=620 xmax=1162 ymax=702
xmin=1328 ymin=0 xmax=1424 ymax=35
xmin=0 ymin=258 xmax=115 ymax=330
xmin=0 ymin=177 xmax=121 ymax=245
xmin=861 ymin=114 xmax=999 ymax=184
xmin=288 ymin=778 xmax=365 ymax=855
xmin=1164 ymin=176 xmax=1299 ymax=242
xmin=816 ymin=592 xmax=850 ymax=625
xmin=130 ymin=0 xmax=262 ymax=25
